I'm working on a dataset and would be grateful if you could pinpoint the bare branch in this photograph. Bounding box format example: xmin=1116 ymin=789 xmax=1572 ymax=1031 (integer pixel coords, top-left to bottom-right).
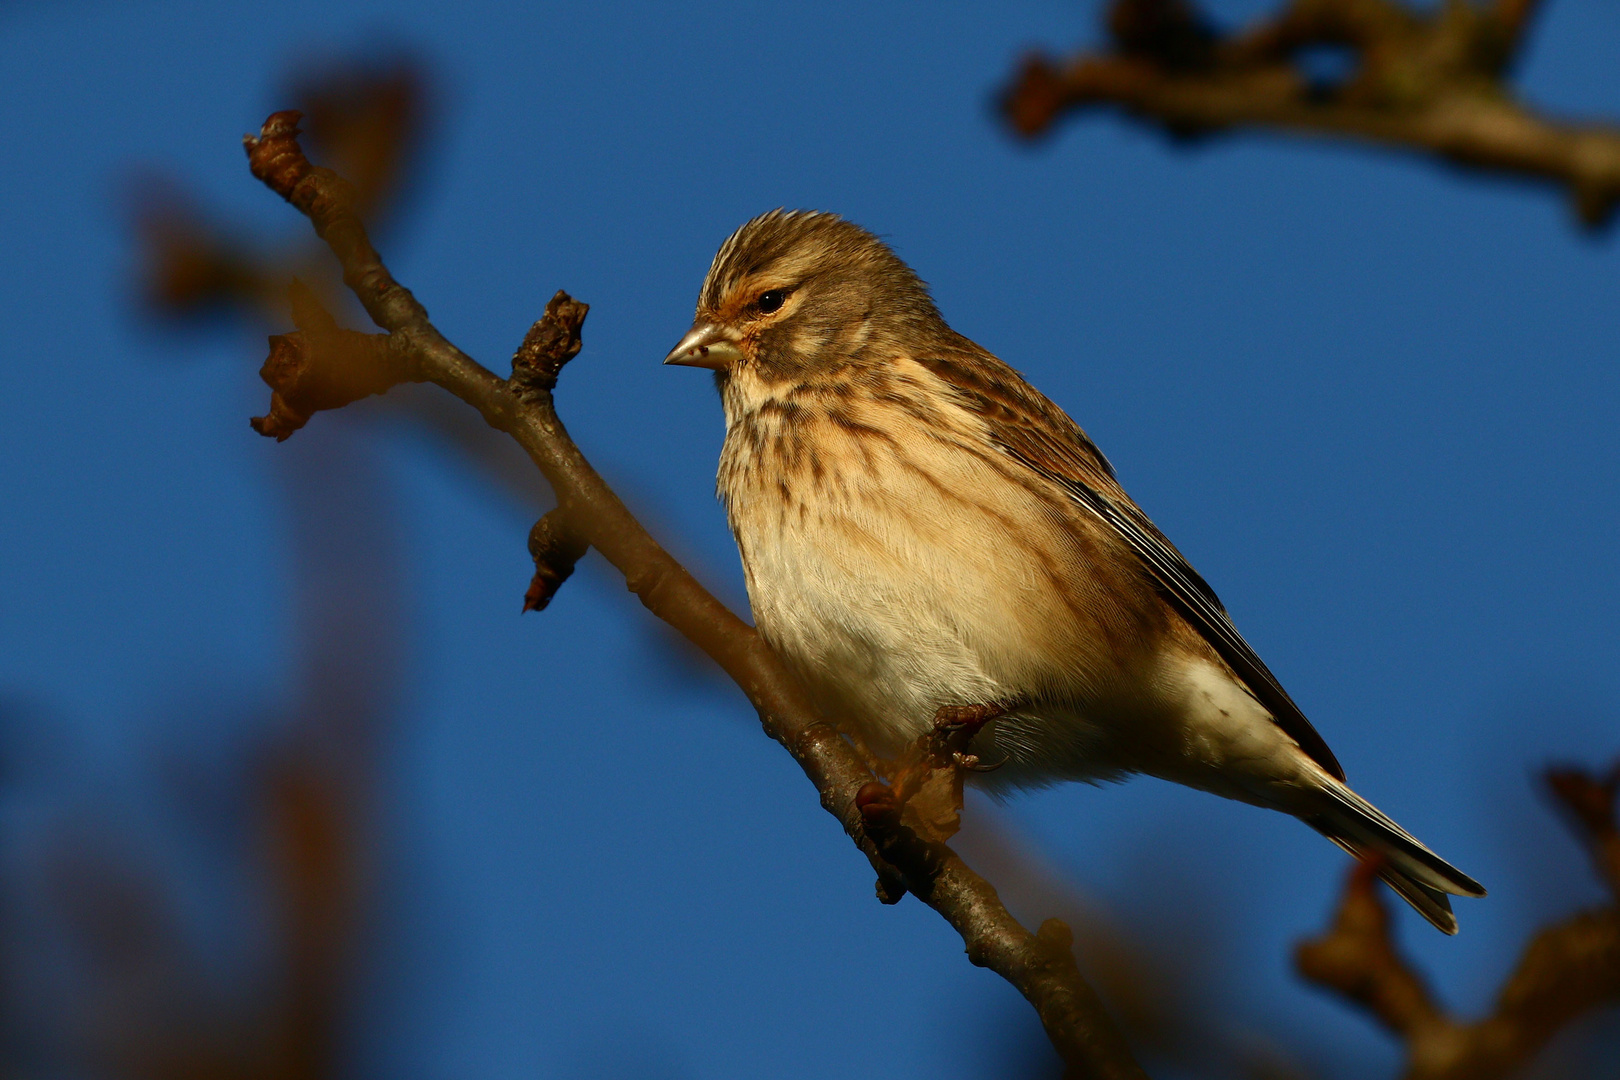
xmin=240 ymin=110 xmax=1148 ymax=1080
xmin=1469 ymin=907 xmax=1620 ymax=1079
xmin=1003 ymin=0 xmax=1620 ymax=227
xmin=1297 ymin=763 xmax=1620 ymax=1080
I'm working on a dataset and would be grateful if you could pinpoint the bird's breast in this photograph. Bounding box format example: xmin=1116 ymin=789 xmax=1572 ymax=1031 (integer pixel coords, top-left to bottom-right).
xmin=714 ymin=371 xmax=1155 ymax=754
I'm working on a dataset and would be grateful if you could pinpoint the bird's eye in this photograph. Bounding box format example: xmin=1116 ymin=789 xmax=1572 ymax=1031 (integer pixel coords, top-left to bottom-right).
xmin=757 ymin=289 xmax=786 ymax=314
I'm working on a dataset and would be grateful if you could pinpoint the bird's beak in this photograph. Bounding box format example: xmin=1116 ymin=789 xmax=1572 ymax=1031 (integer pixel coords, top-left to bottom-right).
xmin=663 ymin=322 xmax=743 ymax=370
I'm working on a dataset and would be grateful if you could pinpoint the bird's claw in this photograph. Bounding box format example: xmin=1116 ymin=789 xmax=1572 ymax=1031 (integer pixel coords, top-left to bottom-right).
xmin=956 ymin=750 xmax=1007 ymax=773
xmin=859 ymin=700 xmax=1015 ymax=843
xmin=932 ymin=701 xmax=1008 ymax=736
xmin=926 ymin=700 xmax=1012 ymax=766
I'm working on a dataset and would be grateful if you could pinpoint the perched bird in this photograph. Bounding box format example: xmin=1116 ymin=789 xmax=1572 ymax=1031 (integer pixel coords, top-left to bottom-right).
xmin=664 ymin=210 xmax=1484 ymax=932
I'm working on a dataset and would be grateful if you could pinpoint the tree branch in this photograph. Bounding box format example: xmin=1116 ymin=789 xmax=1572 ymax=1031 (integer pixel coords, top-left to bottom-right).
xmin=1002 ymin=0 xmax=1620 ymax=227
xmin=1295 ymin=859 xmax=1454 ymax=1047
xmin=1492 ymin=0 xmax=1545 ymax=49
xmin=1296 ymin=763 xmax=1620 ymax=1079
xmin=241 ymin=110 xmax=1147 ymax=1080
xmin=1546 ymin=762 xmax=1620 ymax=899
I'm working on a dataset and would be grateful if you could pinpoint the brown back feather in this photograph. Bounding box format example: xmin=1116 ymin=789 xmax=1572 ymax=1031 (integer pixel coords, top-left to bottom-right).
xmin=915 ymin=344 xmax=1347 ymax=782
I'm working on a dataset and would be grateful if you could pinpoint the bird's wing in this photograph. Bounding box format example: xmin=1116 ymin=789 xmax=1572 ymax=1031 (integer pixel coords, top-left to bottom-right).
xmin=918 ymin=350 xmax=1345 ymax=781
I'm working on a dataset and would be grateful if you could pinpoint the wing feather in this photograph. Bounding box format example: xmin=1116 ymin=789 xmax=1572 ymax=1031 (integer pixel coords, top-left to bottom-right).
xmin=918 ymin=349 xmax=1346 ymax=781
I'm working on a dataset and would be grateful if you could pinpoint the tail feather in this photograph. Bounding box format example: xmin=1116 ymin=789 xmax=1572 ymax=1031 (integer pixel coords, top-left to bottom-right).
xmin=1317 ymin=831 xmax=1459 ymax=934
xmin=1306 ymin=779 xmax=1485 ymax=935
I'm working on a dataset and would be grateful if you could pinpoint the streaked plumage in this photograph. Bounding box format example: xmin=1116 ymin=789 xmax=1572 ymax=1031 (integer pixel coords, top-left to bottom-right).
xmin=665 ymin=210 xmax=1484 ymax=932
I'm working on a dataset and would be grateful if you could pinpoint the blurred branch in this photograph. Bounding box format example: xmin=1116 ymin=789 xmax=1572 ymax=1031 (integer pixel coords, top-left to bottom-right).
xmin=1002 ymin=0 xmax=1620 ymax=227
xmin=132 ymin=56 xmax=427 ymax=324
xmin=131 ymin=178 xmax=278 ymax=317
xmin=952 ymin=798 xmax=1219 ymax=1070
xmin=1545 ymin=762 xmax=1620 ymax=898
xmin=36 ymin=428 xmax=403 ymax=1080
xmin=1492 ymin=0 xmax=1545 ymax=47
xmin=288 ymin=58 xmax=426 ymax=226
xmin=237 ymin=109 xmax=1148 ymax=1080
xmin=1295 ymin=761 xmax=1620 ymax=1079
xmin=260 ymin=756 xmax=354 ymax=1080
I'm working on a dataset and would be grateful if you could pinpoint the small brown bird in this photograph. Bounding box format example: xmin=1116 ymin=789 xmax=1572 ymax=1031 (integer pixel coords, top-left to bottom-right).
xmin=665 ymin=210 xmax=1483 ymax=932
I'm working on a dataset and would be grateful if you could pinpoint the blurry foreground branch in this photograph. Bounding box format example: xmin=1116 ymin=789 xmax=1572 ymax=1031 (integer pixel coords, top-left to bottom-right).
xmin=1003 ymin=0 xmax=1620 ymax=226
xmin=237 ymin=110 xmax=1146 ymax=1080
xmin=1296 ymin=762 xmax=1620 ymax=1079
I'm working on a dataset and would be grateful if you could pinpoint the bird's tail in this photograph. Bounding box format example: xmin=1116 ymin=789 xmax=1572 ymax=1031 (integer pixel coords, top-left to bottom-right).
xmin=1304 ymin=779 xmax=1486 ymax=935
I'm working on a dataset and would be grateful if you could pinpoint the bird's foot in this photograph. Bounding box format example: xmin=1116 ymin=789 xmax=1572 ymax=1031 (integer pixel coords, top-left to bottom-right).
xmin=927 ymin=701 xmax=1010 ymax=773
xmin=858 ymin=701 xmax=1012 ymax=844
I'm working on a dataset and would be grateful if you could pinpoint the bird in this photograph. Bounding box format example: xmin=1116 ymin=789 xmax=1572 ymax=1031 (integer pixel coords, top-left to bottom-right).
xmin=663 ymin=209 xmax=1484 ymax=932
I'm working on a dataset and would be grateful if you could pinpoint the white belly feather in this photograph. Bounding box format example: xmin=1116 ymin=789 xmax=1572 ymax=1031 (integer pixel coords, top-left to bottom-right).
xmin=737 ymin=437 xmax=1028 ymax=751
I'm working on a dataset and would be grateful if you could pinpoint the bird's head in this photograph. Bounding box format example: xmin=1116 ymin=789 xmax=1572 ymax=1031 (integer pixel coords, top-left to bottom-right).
xmin=664 ymin=209 xmax=946 ymax=382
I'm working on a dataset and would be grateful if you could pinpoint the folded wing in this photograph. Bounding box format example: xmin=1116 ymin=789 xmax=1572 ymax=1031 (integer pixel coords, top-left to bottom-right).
xmin=918 ymin=348 xmax=1345 ymax=781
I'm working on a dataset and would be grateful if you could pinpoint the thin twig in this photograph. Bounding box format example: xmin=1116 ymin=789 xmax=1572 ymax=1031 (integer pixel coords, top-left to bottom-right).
xmin=1003 ymin=0 xmax=1620 ymax=227
xmin=241 ymin=110 xmax=1147 ymax=1080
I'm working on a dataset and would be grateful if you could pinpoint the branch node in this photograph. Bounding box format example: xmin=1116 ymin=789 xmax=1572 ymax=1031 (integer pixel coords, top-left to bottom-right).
xmin=510 ymin=291 xmax=589 ymax=399
xmin=874 ymin=874 xmax=907 ymax=906
xmin=1037 ymin=916 xmax=1076 ymax=954
xmin=245 ymin=110 xmax=366 ymax=239
xmin=249 ymin=280 xmax=413 ymax=440
xmin=861 ymin=702 xmax=1010 ymax=846
xmin=856 ymin=780 xmax=898 ymax=824
xmin=522 ymin=509 xmax=589 ymax=613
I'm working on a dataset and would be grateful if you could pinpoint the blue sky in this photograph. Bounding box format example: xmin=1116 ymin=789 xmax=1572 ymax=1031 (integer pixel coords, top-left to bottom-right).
xmin=2 ymin=1 xmax=1617 ymax=1077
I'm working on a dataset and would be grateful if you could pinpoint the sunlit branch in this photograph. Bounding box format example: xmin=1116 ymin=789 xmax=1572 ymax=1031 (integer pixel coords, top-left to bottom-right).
xmin=240 ymin=109 xmax=1147 ymax=1080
